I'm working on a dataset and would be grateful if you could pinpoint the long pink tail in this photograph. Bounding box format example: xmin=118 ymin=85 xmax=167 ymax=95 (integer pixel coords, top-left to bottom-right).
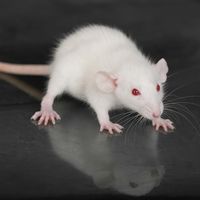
xmin=0 ymin=62 xmax=49 ymax=76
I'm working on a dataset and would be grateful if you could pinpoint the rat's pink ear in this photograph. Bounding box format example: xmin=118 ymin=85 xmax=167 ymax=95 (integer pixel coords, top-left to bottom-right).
xmin=95 ymin=71 xmax=118 ymax=93
xmin=156 ymin=58 xmax=168 ymax=83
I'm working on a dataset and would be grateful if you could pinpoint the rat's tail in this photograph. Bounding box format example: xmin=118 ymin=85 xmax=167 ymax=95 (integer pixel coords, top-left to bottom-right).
xmin=0 ymin=62 xmax=49 ymax=76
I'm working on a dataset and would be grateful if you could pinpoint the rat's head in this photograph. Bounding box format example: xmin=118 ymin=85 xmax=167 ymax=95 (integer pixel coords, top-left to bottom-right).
xmin=95 ymin=58 xmax=168 ymax=120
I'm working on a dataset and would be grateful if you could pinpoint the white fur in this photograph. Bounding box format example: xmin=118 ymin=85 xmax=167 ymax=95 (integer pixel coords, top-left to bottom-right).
xmin=46 ymin=25 xmax=168 ymax=121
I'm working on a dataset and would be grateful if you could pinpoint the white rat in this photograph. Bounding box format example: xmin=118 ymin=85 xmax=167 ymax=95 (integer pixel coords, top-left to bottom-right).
xmin=0 ymin=25 xmax=174 ymax=133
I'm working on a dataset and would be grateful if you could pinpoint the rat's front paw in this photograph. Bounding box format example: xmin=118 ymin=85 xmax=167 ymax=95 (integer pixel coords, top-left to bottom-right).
xmin=31 ymin=110 xmax=61 ymax=126
xmin=152 ymin=118 xmax=174 ymax=132
xmin=100 ymin=121 xmax=123 ymax=134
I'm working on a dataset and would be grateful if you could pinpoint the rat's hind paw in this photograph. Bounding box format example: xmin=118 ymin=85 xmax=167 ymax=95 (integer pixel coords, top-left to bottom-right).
xmin=152 ymin=118 xmax=174 ymax=133
xmin=100 ymin=121 xmax=124 ymax=134
xmin=31 ymin=110 xmax=61 ymax=126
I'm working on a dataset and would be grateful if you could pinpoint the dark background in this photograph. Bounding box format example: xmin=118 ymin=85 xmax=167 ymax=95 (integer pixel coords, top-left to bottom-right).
xmin=1 ymin=0 xmax=200 ymax=68
xmin=1 ymin=0 xmax=200 ymax=101
xmin=0 ymin=0 xmax=200 ymax=199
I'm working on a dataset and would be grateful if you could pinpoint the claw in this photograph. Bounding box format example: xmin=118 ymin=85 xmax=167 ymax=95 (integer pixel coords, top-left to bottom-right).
xmin=44 ymin=115 xmax=49 ymax=126
xmin=31 ymin=111 xmax=41 ymax=120
xmin=31 ymin=110 xmax=61 ymax=126
xmin=100 ymin=122 xmax=123 ymax=134
xmin=152 ymin=118 xmax=174 ymax=133
xmin=163 ymin=123 xmax=168 ymax=132
xmin=54 ymin=112 xmax=61 ymax=120
xmin=115 ymin=124 xmax=124 ymax=129
xmin=38 ymin=115 xmax=45 ymax=125
xmin=50 ymin=115 xmax=56 ymax=125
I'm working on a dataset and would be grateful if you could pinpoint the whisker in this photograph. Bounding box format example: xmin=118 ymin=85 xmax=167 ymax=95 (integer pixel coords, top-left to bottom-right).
xmin=163 ymin=83 xmax=198 ymax=101
xmin=165 ymin=107 xmax=200 ymax=135
xmin=122 ymin=114 xmax=138 ymax=144
xmin=166 ymin=101 xmax=200 ymax=109
xmin=137 ymin=115 xmax=144 ymax=129
xmin=165 ymin=104 xmax=200 ymax=130
xmin=115 ymin=112 xmax=134 ymax=124
xmin=167 ymin=71 xmax=181 ymax=80
xmin=123 ymin=114 xmax=140 ymax=128
xmin=111 ymin=110 xmax=132 ymax=119
xmin=162 ymin=111 xmax=175 ymax=121
xmin=130 ymin=116 xmax=144 ymax=144
xmin=130 ymin=115 xmax=143 ymax=133
xmin=124 ymin=117 xmax=136 ymax=144
xmin=165 ymin=96 xmax=200 ymax=103
xmin=124 ymin=114 xmax=140 ymax=133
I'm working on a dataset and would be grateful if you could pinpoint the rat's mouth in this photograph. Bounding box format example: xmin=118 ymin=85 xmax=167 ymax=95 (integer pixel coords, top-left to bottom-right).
xmin=140 ymin=108 xmax=162 ymax=120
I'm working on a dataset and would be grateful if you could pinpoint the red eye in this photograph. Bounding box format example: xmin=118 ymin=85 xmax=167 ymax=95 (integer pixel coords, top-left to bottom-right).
xmin=156 ymin=84 xmax=160 ymax=92
xmin=132 ymin=88 xmax=141 ymax=96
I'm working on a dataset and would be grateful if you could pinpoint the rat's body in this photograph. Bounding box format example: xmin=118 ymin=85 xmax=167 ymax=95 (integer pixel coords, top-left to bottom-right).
xmin=1 ymin=25 xmax=174 ymax=133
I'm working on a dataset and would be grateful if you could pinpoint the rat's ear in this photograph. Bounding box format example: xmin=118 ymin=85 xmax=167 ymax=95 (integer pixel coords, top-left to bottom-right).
xmin=95 ymin=71 xmax=118 ymax=93
xmin=155 ymin=58 xmax=168 ymax=83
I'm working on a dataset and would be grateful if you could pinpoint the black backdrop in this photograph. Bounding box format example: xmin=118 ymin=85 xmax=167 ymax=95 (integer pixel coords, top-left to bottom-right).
xmin=1 ymin=0 xmax=200 ymax=72
xmin=0 ymin=1 xmax=200 ymax=199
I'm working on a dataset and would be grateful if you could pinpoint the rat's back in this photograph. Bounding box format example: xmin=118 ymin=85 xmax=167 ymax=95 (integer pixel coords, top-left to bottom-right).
xmin=52 ymin=25 xmax=139 ymax=72
xmin=48 ymin=25 xmax=143 ymax=99
xmin=55 ymin=25 xmax=132 ymax=58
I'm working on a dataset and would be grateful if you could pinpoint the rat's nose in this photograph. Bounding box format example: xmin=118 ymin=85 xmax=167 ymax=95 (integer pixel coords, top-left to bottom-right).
xmin=152 ymin=112 xmax=160 ymax=118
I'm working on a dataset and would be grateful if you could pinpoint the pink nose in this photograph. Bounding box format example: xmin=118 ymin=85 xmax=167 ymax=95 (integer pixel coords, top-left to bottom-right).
xmin=152 ymin=113 xmax=160 ymax=118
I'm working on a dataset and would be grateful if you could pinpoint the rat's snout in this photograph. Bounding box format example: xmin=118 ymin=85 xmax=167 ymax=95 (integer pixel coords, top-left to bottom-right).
xmin=151 ymin=101 xmax=164 ymax=119
xmin=141 ymin=101 xmax=164 ymax=120
xmin=152 ymin=112 xmax=160 ymax=118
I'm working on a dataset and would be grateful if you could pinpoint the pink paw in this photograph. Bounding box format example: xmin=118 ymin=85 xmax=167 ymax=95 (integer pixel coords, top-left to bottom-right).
xmin=31 ymin=110 xmax=61 ymax=126
xmin=100 ymin=121 xmax=124 ymax=134
xmin=152 ymin=118 xmax=174 ymax=132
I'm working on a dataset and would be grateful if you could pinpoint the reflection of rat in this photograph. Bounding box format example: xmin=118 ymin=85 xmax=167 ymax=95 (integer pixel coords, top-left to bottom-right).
xmin=48 ymin=101 xmax=165 ymax=196
xmin=0 ymin=25 xmax=174 ymax=133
